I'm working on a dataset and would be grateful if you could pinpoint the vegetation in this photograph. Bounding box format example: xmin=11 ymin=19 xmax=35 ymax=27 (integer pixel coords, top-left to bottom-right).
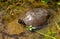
xmin=0 ymin=0 xmax=60 ymax=39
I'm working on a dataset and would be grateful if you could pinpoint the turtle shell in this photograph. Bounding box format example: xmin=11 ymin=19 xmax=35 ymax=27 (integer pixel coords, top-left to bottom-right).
xmin=19 ymin=8 xmax=50 ymax=27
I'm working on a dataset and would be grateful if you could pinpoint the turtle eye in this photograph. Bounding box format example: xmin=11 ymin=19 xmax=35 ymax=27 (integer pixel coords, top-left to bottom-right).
xmin=18 ymin=19 xmax=26 ymax=25
xmin=46 ymin=14 xmax=51 ymax=19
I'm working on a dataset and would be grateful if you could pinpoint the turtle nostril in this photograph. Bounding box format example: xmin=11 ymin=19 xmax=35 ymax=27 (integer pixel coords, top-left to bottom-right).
xmin=18 ymin=19 xmax=26 ymax=25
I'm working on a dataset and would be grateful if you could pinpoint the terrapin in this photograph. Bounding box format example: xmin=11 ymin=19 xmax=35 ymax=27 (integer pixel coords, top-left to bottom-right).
xmin=18 ymin=7 xmax=55 ymax=31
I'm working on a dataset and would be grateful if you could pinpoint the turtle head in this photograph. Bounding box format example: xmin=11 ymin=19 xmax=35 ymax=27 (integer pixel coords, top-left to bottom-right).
xmin=18 ymin=19 xmax=26 ymax=25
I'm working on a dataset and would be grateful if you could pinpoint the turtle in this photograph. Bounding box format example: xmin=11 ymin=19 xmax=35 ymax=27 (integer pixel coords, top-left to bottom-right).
xmin=18 ymin=7 xmax=56 ymax=31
